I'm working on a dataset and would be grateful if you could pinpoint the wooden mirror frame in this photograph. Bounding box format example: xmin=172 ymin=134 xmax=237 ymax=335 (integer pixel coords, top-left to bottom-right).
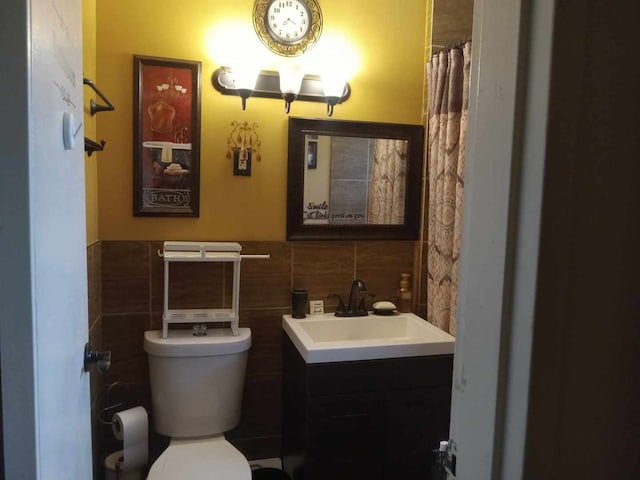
xmin=287 ymin=117 xmax=425 ymax=240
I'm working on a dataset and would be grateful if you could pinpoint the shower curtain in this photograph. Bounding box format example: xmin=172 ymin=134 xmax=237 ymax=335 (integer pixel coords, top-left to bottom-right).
xmin=368 ymin=138 xmax=408 ymax=224
xmin=426 ymin=42 xmax=471 ymax=336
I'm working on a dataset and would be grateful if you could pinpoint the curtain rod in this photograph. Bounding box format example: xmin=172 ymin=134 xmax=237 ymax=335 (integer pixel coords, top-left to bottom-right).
xmin=431 ymin=38 xmax=472 ymax=54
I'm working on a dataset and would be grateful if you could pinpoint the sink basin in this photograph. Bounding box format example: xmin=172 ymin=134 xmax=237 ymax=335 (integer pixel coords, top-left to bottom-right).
xmin=282 ymin=313 xmax=455 ymax=363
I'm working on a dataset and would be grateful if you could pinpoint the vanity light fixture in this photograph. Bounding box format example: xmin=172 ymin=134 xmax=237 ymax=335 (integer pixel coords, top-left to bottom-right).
xmin=278 ymin=64 xmax=305 ymax=114
xmin=321 ymin=71 xmax=349 ymax=117
xmin=229 ymin=65 xmax=260 ymax=110
xmin=212 ymin=67 xmax=351 ymax=116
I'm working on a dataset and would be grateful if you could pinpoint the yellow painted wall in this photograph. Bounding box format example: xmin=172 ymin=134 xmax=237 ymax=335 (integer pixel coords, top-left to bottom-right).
xmin=96 ymin=0 xmax=427 ymax=241
xmin=83 ymin=0 xmax=99 ymax=245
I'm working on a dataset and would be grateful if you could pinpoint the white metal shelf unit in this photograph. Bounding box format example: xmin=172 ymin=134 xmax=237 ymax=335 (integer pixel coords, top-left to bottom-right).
xmin=159 ymin=241 xmax=269 ymax=338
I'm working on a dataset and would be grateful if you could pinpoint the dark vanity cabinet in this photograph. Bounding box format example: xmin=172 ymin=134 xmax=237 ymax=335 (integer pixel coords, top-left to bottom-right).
xmin=282 ymin=335 xmax=453 ymax=480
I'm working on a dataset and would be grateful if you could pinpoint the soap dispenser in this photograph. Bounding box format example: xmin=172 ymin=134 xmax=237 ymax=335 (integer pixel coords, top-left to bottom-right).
xmin=398 ymin=272 xmax=412 ymax=313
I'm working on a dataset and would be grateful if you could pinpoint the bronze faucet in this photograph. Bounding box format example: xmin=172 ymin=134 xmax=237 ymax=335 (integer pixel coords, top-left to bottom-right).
xmin=329 ymin=279 xmax=369 ymax=317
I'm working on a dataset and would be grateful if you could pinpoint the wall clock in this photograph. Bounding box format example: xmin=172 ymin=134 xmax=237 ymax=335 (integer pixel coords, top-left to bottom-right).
xmin=253 ymin=0 xmax=323 ymax=57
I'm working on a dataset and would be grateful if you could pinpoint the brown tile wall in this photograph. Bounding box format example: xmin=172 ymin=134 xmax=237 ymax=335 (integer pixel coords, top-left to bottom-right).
xmin=418 ymin=237 xmax=428 ymax=318
xmin=92 ymin=239 xmax=418 ymax=465
xmin=87 ymin=241 xmax=103 ymax=480
xmin=432 ymin=0 xmax=474 ymax=48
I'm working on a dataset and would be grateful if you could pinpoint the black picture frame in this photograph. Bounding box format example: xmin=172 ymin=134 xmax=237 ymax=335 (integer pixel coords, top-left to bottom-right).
xmin=287 ymin=117 xmax=425 ymax=240
xmin=307 ymin=140 xmax=318 ymax=169
xmin=133 ymin=55 xmax=202 ymax=217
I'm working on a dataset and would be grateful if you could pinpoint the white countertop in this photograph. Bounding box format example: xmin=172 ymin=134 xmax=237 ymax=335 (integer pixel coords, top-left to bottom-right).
xmin=282 ymin=312 xmax=455 ymax=364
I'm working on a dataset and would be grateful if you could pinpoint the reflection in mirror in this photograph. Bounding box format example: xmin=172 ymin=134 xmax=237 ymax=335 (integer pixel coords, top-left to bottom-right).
xmin=303 ymin=135 xmax=408 ymax=226
xmin=288 ymin=118 xmax=424 ymax=240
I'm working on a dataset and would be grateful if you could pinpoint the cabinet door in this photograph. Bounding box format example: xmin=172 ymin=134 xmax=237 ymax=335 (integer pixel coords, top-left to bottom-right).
xmin=385 ymin=387 xmax=452 ymax=479
xmin=306 ymin=393 xmax=385 ymax=480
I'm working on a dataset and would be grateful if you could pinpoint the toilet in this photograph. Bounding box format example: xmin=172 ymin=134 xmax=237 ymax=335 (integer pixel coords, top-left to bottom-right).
xmin=143 ymin=327 xmax=252 ymax=480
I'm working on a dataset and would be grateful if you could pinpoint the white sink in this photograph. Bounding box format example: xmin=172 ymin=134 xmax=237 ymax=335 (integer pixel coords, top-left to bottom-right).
xmin=282 ymin=313 xmax=455 ymax=363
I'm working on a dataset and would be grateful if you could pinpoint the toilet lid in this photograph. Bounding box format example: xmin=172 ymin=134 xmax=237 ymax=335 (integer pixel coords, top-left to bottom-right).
xmin=147 ymin=436 xmax=251 ymax=480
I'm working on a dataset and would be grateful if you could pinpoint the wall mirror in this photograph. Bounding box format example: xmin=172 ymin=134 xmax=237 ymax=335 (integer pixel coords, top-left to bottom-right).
xmin=287 ymin=117 xmax=424 ymax=240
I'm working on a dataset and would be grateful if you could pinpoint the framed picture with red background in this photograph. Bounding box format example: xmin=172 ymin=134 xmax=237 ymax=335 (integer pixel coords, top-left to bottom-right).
xmin=133 ymin=55 xmax=201 ymax=216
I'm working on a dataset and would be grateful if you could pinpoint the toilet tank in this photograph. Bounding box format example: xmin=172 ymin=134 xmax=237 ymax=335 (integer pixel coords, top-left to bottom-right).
xmin=143 ymin=328 xmax=251 ymax=438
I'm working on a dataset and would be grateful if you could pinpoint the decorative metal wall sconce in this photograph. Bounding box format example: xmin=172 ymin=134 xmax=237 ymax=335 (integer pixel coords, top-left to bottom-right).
xmin=226 ymin=121 xmax=262 ymax=176
xmin=212 ymin=67 xmax=351 ymax=116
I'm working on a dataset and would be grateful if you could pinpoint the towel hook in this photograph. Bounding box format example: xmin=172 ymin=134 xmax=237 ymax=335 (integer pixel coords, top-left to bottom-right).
xmin=83 ymin=78 xmax=115 ymax=116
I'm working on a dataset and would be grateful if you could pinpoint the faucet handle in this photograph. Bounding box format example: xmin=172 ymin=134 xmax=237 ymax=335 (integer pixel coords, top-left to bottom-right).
xmin=358 ymin=293 xmax=376 ymax=313
xmin=357 ymin=297 xmax=367 ymax=313
xmin=327 ymin=293 xmax=346 ymax=312
xmin=365 ymin=292 xmax=376 ymax=309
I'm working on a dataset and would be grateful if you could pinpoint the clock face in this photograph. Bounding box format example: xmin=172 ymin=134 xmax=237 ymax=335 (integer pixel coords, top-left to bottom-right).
xmin=253 ymin=0 xmax=322 ymax=57
xmin=266 ymin=0 xmax=311 ymax=45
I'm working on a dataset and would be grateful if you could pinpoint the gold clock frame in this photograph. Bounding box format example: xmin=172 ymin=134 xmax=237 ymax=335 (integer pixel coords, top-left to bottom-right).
xmin=253 ymin=0 xmax=323 ymax=57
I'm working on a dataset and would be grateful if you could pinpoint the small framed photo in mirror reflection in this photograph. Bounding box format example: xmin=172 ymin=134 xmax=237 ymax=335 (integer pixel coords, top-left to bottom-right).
xmin=307 ymin=139 xmax=318 ymax=169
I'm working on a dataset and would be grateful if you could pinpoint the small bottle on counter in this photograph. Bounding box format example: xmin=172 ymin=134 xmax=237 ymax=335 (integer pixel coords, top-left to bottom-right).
xmin=398 ymin=272 xmax=412 ymax=313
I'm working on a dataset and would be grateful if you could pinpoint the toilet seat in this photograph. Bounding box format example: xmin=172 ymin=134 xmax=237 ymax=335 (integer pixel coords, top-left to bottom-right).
xmin=146 ymin=435 xmax=251 ymax=480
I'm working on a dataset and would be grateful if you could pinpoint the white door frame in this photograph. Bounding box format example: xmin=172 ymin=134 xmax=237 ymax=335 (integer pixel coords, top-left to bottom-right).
xmin=448 ymin=0 xmax=554 ymax=478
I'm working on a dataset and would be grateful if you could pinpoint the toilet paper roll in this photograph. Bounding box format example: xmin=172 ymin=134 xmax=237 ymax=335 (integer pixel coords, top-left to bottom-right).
xmin=112 ymin=407 xmax=148 ymax=471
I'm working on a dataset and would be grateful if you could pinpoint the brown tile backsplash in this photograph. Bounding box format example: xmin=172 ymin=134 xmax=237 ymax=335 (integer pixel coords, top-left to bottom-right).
xmin=419 ymin=241 xmax=429 ymax=307
xmin=87 ymin=242 xmax=103 ymax=480
xmin=87 ymin=242 xmax=102 ymax=330
xmin=238 ymin=242 xmax=292 ymax=309
xmin=101 ymin=310 xmax=150 ymax=400
xmin=89 ymin=316 xmax=103 ymax=410
xmin=102 ymin=313 xmax=150 ymax=363
xmin=102 ymin=241 xmax=149 ymax=314
xmin=432 ymin=0 xmax=474 ymax=48
xmin=105 ymin=355 xmax=149 ymax=385
xmin=355 ymin=241 xmax=415 ymax=306
xmin=92 ymin=238 xmax=418 ymax=464
xmin=292 ymin=242 xmax=356 ymax=309
xmin=168 ymin=262 xmax=225 ymax=310
xmin=150 ymin=311 xmax=163 ymax=332
xmin=223 ymin=262 xmax=234 ymax=309
xmin=240 ymin=308 xmax=288 ymax=375
xmin=150 ymin=241 xmax=165 ymax=313
xmin=240 ymin=308 xmax=287 ymax=345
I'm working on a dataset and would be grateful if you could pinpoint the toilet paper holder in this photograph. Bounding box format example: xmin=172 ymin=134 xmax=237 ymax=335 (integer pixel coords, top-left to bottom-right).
xmin=99 ymin=402 xmax=124 ymax=425
xmin=84 ymin=342 xmax=112 ymax=374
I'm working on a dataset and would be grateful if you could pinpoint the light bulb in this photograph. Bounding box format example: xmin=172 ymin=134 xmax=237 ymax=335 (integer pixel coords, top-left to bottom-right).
xmin=321 ymin=74 xmax=347 ymax=98
xmin=279 ymin=64 xmax=305 ymax=114
xmin=231 ymin=64 xmax=260 ymax=110
xmin=279 ymin=65 xmax=305 ymax=95
xmin=322 ymin=71 xmax=348 ymax=116
xmin=232 ymin=65 xmax=259 ymax=90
